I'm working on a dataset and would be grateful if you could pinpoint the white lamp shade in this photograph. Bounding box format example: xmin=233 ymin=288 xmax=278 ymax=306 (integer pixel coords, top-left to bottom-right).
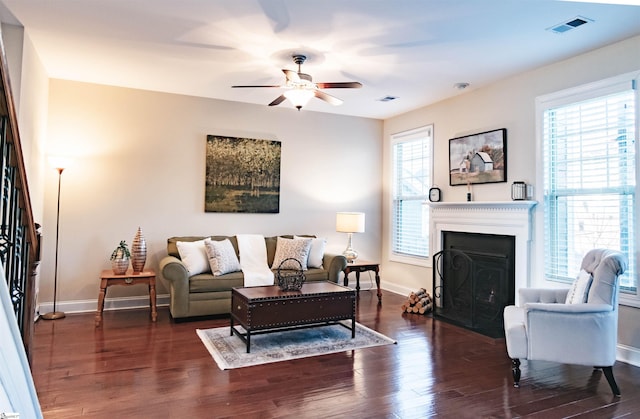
xmin=336 ymin=212 xmax=365 ymax=233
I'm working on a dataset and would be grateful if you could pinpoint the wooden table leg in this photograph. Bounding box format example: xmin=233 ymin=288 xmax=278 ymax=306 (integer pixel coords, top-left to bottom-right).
xmin=374 ymin=267 xmax=382 ymax=304
xmin=95 ymin=279 xmax=107 ymax=327
xmin=149 ymin=277 xmax=157 ymax=322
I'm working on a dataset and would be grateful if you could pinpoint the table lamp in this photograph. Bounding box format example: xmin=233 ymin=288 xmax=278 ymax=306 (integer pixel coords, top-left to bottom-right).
xmin=336 ymin=212 xmax=365 ymax=263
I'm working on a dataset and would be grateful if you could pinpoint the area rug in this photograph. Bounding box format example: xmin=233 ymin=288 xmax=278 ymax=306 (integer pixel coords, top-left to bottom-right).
xmin=197 ymin=322 xmax=396 ymax=370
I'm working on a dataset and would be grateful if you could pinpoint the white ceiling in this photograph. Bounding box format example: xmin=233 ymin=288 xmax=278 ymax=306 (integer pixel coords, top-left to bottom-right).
xmin=1 ymin=0 xmax=639 ymax=119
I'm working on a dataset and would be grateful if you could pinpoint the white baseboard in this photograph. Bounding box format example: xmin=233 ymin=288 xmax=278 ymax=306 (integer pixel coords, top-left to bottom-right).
xmin=617 ymin=343 xmax=640 ymax=367
xmin=380 ymin=282 xmax=416 ymax=298
xmin=37 ymin=294 xmax=171 ymax=316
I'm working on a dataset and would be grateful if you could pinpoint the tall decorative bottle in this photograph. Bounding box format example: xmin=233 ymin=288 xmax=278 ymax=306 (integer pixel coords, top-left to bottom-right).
xmin=131 ymin=227 xmax=147 ymax=273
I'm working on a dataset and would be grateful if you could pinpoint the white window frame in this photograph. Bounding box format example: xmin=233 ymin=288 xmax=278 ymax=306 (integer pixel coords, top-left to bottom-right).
xmin=389 ymin=125 xmax=433 ymax=267
xmin=535 ymin=70 xmax=640 ymax=307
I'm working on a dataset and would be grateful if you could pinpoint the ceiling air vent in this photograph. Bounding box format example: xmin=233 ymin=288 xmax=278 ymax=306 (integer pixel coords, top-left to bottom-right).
xmin=547 ymin=16 xmax=593 ymax=34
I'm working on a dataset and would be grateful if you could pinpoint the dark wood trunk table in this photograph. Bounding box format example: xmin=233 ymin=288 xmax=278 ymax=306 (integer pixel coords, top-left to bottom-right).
xmin=230 ymin=282 xmax=356 ymax=352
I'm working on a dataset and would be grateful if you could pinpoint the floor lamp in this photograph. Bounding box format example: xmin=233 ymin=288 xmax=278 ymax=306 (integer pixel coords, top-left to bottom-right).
xmin=42 ymin=158 xmax=68 ymax=320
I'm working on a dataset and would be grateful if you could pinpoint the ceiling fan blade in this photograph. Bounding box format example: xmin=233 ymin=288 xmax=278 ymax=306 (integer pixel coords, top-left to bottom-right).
xmin=283 ymin=69 xmax=300 ymax=83
xmin=315 ymin=82 xmax=362 ymax=89
xmin=268 ymin=95 xmax=287 ymax=106
xmin=314 ymin=90 xmax=343 ymax=106
xmin=232 ymin=85 xmax=282 ymax=88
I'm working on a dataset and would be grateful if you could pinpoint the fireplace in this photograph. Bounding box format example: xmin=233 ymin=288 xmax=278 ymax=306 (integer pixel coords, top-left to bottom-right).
xmin=428 ymin=201 xmax=537 ymax=337
xmin=433 ymin=231 xmax=515 ymax=338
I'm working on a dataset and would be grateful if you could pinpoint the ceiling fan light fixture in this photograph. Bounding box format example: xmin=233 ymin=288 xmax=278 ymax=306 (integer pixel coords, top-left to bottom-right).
xmin=233 ymin=53 xmax=361 ymax=109
xmin=284 ymin=88 xmax=315 ymax=110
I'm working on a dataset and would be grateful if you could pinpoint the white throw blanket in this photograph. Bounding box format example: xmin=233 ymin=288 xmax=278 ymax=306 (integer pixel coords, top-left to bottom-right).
xmin=236 ymin=234 xmax=274 ymax=287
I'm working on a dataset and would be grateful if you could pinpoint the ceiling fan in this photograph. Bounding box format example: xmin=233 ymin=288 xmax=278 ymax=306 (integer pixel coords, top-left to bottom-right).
xmin=232 ymin=54 xmax=362 ymax=110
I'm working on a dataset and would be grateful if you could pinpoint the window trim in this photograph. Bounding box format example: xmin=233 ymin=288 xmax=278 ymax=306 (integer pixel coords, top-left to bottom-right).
xmin=389 ymin=124 xmax=434 ymax=267
xmin=534 ymin=70 xmax=640 ymax=307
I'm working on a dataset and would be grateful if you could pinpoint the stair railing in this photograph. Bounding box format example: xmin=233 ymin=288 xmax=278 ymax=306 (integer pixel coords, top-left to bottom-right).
xmin=0 ymin=32 xmax=41 ymax=364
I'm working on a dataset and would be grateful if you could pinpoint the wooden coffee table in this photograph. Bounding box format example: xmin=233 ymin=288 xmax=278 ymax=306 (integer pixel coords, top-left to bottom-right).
xmin=230 ymin=282 xmax=356 ymax=352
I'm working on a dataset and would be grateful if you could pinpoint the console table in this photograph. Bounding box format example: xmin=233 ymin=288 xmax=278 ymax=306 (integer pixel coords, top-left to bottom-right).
xmin=95 ymin=269 xmax=157 ymax=327
xmin=343 ymin=260 xmax=382 ymax=303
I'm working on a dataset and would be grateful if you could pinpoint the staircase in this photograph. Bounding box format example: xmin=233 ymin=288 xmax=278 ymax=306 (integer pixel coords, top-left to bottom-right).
xmin=0 ymin=30 xmax=41 ymax=364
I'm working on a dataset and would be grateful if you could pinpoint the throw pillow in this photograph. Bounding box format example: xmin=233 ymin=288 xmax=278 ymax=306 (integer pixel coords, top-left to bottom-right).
xmin=204 ymin=238 xmax=241 ymax=276
xmin=294 ymin=235 xmax=326 ymax=269
xmin=565 ymin=269 xmax=593 ymax=304
xmin=271 ymin=236 xmax=312 ymax=271
xmin=176 ymin=239 xmax=210 ymax=275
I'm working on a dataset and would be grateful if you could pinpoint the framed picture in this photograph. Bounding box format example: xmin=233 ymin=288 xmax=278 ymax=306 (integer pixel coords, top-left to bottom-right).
xmin=205 ymin=135 xmax=281 ymax=213
xmin=449 ymin=128 xmax=507 ymax=186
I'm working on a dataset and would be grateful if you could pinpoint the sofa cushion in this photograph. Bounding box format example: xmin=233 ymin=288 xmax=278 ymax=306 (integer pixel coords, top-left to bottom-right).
xmin=204 ymin=238 xmax=241 ymax=276
xmin=176 ymin=239 xmax=210 ymax=275
xmin=265 ymin=235 xmax=313 ymax=266
xmin=271 ymin=236 xmax=312 ymax=270
xmin=264 ymin=236 xmax=275 ymax=266
xmin=168 ymin=236 xmax=205 ymax=258
xmin=295 ymin=235 xmax=326 ymax=268
xmin=168 ymin=236 xmax=239 ymax=258
xmin=304 ymin=267 xmax=330 ymax=282
xmin=189 ymin=272 xmax=244 ymax=293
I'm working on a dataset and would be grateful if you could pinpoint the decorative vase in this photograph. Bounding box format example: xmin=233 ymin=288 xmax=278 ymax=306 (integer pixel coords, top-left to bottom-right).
xmin=131 ymin=227 xmax=147 ymax=273
xmin=111 ymin=251 xmax=129 ymax=275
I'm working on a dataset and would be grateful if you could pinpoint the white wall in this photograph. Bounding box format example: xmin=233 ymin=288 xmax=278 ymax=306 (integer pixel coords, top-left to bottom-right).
xmin=382 ymin=34 xmax=640 ymax=355
xmin=39 ymin=80 xmax=382 ymax=306
xmin=15 ymin=28 xmax=48 ymax=223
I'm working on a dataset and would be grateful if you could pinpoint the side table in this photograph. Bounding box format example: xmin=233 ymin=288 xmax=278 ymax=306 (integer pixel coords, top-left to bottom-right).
xmin=95 ymin=269 xmax=157 ymax=327
xmin=343 ymin=260 xmax=382 ymax=304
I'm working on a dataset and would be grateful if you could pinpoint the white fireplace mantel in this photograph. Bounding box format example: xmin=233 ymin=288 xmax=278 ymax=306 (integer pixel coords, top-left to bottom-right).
xmin=428 ymin=201 xmax=537 ymax=302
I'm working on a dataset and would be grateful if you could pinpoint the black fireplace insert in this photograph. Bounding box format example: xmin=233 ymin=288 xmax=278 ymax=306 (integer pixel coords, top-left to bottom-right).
xmin=432 ymin=231 xmax=515 ymax=338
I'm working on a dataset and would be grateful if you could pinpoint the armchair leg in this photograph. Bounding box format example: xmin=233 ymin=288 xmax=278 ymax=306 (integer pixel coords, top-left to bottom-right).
xmin=597 ymin=366 xmax=621 ymax=396
xmin=511 ymin=359 xmax=521 ymax=388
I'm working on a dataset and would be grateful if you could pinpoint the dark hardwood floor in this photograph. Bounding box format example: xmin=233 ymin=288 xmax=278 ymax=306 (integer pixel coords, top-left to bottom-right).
xmin=32 ymin=289 xmax=640 ymax=418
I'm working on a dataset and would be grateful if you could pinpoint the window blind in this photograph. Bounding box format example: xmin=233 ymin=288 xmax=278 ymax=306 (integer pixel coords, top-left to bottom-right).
xmin=391 ymin=126 xmax=432 ymax=259
xmin=543 ymin=88 xmax=636 ymax=291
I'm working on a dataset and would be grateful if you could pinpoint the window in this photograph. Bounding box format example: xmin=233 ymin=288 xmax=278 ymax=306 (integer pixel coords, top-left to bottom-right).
xmin=539 ymin=72 xmax=638 ymax=300
xmin=391 ymin=125 xmax=433 ymax=265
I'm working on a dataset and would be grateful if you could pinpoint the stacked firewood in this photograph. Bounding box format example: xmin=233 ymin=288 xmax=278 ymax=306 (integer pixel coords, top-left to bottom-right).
xmin=401 ymin=288 xmax=433 ymax=314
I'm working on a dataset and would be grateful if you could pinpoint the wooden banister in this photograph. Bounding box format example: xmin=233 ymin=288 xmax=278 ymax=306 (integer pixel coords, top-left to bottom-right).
xmin=0 ymin=26 xmax=41 ymax=364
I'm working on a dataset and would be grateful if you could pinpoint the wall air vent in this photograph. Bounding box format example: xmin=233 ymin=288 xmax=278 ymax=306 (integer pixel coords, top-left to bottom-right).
xmin=547 ymin=16 xmax=593 ymax=34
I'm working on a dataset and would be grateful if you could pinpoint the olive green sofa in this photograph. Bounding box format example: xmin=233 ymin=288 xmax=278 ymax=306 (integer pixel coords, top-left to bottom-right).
xmin=159 ymin=235 xmax=348 ymax=319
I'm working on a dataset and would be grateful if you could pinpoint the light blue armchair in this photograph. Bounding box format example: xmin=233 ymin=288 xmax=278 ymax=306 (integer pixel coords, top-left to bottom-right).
xmin=503 ymin=249 xmax=628 ymax=395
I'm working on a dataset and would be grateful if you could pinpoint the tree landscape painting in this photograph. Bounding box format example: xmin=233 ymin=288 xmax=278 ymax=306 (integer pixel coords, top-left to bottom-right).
xmin=449 ymin=128 xmax=506 ymax=186
xmin=205 ymin=135 xmax=281 ymax=213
